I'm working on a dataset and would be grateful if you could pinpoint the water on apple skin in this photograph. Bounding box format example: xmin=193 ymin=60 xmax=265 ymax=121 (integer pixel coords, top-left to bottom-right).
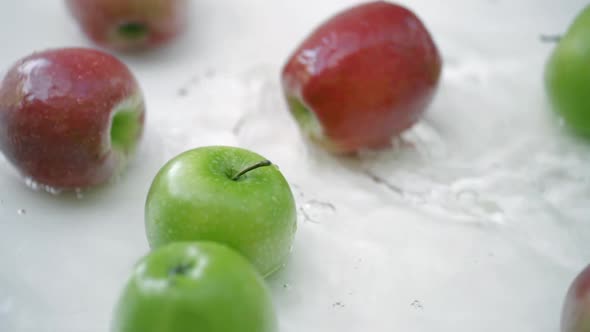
xmin=0 ymin=157 xmax=63 ymax=195
xmin=23 ymin=177 xmax=63 ymax=195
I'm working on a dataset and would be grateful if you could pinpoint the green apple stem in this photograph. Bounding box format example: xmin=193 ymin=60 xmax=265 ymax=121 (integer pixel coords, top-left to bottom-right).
xmin=232 ymin=160 xmax=272 ymax=181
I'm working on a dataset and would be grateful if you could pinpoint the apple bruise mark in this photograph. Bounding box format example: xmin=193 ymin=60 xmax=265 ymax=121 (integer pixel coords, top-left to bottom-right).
xmin=231 ymin=160 xmax=272 ymax=181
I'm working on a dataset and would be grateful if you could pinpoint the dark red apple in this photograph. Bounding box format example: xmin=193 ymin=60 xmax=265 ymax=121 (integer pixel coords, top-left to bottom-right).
xmin=0 ymin=48 xmax=145 ymax=189
xmin=281 ymin=1 xmax=442 ymax=154
xmin=562 ymin=265 xmax=590 ymax=332
xmin=66 ymin=0 xmax=188 ymax=51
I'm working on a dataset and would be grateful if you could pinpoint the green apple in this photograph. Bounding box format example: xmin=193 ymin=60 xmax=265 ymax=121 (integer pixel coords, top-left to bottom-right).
xmin=145 ymin=146 xmax=297 ymax=277
xmin=545 ymin=4 xmax=590 ymax=135
xmin=111 ymin=242 xmax=278 ymax=332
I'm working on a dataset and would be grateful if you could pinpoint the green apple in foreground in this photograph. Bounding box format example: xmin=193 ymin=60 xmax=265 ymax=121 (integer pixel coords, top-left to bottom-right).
xmin=111 ymin=242 xmax=277 ymax=332
xmin=545 ymin=4 xmax=590 ymax=135
xmin=145 ymin=146 xmax=297 ymax=277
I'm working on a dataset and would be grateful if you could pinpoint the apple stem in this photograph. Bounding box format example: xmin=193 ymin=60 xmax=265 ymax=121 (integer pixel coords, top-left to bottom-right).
xmin=232 ymin=160 xmax=272 ymax=181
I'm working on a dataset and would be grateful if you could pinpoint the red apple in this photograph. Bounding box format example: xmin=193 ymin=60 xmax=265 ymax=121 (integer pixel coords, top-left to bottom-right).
xmin=562 ymin=265 xmax=590 ymax=332
xmin=0 ymin=48 xmax=145 ymax=189
xmin=66 ymin=0 xmax=188 ymax=51
xmin=281 ymin=1 xmax=442 ymax=154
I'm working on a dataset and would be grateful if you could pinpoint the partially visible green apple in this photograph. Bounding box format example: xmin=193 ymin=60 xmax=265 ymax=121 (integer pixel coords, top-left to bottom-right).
xmin=111 ymin=242 xmax=277 ymax=332
xmin=545 ymin=4 xmax=590 ymax=135
xmin=145 ymin=146 xmax=297 ymax=277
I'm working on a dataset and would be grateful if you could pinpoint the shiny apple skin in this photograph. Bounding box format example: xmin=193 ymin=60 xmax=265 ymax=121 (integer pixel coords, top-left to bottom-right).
xmin=0 ymin=48 xmax=145 ymax=189
xmin=282 ymin=1 xmax=442 ymax=153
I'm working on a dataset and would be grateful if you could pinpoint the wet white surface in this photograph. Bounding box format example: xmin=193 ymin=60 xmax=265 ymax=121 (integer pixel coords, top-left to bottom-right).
xmin=1 ymin=0 xmax=589 ymax=331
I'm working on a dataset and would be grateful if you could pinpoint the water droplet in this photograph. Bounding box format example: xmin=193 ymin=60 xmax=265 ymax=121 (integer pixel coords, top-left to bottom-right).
xmin=410 ymin=300 xmax=423 ymax=309
xmin=24 ymin=177 xmax=39 ymax=191
xmin=301 ymin=200 xmax=336 ymax=223
xmin=289 ymin=184 xmax=305 ymax=199
xmin=282 ymin=283 xmax=291 ymax=290
xmin=23 ymin=177 xmax=62 ymax=195
xmin=17 ymin=209 xmax=26 ymax=215
xmin=332 ymin=301 xmax=345 ymax=308
xmin=43 ymin=185 xmax=62 ymax=195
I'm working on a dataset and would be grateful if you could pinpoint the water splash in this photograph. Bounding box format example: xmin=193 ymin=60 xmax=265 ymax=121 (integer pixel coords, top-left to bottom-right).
xmin=301 ymin=200 xmax=336 ymax=223
xmin=24 ymin=177 xmax=39 ymax=191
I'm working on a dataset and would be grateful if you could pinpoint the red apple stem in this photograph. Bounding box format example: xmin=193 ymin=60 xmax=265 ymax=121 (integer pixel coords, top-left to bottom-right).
xmin=232 ymin=160 xmax=272 ymax=181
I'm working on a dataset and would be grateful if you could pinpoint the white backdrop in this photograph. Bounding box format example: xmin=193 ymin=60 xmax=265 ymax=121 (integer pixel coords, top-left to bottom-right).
xmin=0 ymin=1 xmax=589 ymax=331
